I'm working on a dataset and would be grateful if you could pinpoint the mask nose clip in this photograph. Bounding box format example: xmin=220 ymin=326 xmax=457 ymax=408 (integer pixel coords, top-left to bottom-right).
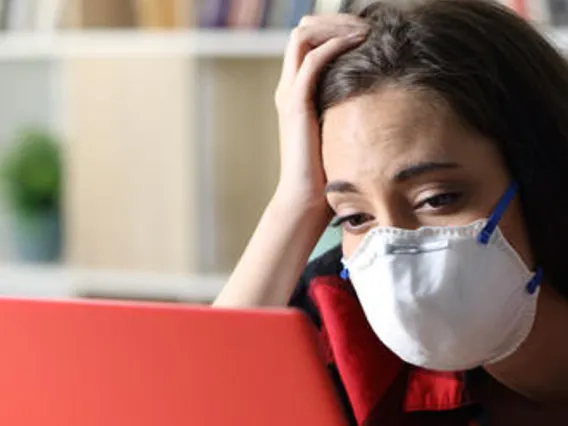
xmin=387 ymin=244 xmax=421 ymax=255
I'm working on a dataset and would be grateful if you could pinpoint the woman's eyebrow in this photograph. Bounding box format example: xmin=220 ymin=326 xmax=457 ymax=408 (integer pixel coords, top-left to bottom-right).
xmin=324 ymin=162 xmax=460 ymax=194
xmin=325 ymin=181 xmax=360 ymax=194
xmin=393 ymin=161 xmax=460 ymax=182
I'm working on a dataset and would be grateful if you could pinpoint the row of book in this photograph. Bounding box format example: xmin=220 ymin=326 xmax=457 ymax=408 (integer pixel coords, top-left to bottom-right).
xmin=0 ymin=0 xmax=357 ymax=31
xmin=0 ymin=0 xmax=566 ymax=31
xmin=201 ymin=0 xmax=348 ymax=29
xmin=208 ymin=0 xmax=568 ymax=28
xmin=499 ymin=0 xmax=568 ymax=26
xmin=0 ymin=0 xmax=177 ymax=31
xmin=202 ymin=0 xmax=568 ymax=29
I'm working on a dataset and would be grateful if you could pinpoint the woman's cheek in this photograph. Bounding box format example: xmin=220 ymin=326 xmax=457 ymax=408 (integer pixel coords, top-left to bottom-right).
xmin=499 ymin=198 xmax=535 ymax=270
xmin=341 ymin=233 xmax=365 ymax=259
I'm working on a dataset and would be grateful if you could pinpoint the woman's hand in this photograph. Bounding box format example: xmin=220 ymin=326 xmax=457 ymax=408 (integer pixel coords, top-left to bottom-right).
xmin=274 ymin=14 xmax=369 ymax=209
xmin=214 ymin=15 xmax=368 ymax=308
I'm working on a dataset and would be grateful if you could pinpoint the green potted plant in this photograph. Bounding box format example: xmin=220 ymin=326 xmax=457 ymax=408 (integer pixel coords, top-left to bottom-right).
xmin=1 ymin=128 xmax=63 ymax=262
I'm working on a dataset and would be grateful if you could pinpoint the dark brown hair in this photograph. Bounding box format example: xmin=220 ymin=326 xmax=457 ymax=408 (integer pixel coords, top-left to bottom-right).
xmin=317 ymin=0 xmax=568 ymax=298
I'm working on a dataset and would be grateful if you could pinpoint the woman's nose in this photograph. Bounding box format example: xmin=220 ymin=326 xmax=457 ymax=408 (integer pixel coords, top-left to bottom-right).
xmin=374 ymin=204 xmax=419 ymax=230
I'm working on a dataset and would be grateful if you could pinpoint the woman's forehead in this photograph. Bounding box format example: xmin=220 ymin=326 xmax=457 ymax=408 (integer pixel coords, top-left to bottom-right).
xmin=320 ymin=87 xmax=498 ymax=183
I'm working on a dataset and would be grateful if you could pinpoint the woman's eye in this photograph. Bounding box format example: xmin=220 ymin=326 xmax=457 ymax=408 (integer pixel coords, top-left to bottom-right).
xmin=415 ymin=192 xmax=462 ymax=211
xmin=331 ymin=213 xmax=374 ymax=231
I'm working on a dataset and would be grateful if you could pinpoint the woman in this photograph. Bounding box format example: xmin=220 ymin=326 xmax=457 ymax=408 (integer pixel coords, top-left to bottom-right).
xmin=215 ymin=0 xmax=568 ymax=424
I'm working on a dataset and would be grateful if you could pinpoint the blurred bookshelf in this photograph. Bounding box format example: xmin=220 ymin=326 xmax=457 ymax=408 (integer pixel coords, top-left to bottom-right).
xmin=0 ymin=0 xmax=298 ymax=289
xmin=0 ymin=264 xmax=227 ymax=303
xmin=1 ymin=27 xmax=568 ymax=59
xmin=0 ymin=30 xmax=291 ymax=59
xmin=0 ymin=0 xmax=566 ymax=301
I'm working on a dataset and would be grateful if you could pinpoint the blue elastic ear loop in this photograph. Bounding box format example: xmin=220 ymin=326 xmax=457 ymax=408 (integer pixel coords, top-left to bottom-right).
xmin=478 ymin=182 xmax=518 ymax=245
xmin=476 ymin=182 xmax=543 ymax=295
xmin=526 ymin=267 xmax=543 ymax=295
xmin=340 ymin=267 xmax=349 ymax=281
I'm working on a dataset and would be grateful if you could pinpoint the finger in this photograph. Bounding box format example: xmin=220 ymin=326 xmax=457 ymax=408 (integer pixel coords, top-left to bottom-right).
xmin=298 ymin=13 xmax=366 ymax=28
xmin=278 ymin=18 xmax=368 ymax=93
xmin=293 ymin=34 xmax=367 ymax=104
xmin=282 ymin=18 xmax=367 ymax=79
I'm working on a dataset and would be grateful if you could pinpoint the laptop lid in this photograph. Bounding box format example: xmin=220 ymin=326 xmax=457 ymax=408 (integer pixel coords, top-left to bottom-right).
xmin=0 ymin=297 xmax=347 ymax=426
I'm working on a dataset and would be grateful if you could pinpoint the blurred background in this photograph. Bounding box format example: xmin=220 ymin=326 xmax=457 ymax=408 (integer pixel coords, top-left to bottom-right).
xmin=0 ymin=0 xmax=563 ymax=303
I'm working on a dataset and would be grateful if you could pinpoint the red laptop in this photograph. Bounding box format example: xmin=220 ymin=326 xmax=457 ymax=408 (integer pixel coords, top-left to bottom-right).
xmin=0 ymin=297 xmax=347 ymax=425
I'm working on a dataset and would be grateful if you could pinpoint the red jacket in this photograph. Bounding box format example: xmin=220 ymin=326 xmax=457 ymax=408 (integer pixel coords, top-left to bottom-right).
xmin=290 ymin=247 xmax=484 ymax=426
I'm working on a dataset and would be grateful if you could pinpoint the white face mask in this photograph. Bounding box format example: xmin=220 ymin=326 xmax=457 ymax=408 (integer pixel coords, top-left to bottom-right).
xmin=341 ymin=183 xmax=543 ymax=371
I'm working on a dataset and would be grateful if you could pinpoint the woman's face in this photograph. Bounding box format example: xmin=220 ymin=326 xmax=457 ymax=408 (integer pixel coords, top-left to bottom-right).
xmin=321 ymin=86 xmax=533 ymax=266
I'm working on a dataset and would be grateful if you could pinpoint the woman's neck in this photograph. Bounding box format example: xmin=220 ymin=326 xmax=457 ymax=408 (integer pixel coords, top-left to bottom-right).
xmin=484 ymin=283 xmax=568 ymax=403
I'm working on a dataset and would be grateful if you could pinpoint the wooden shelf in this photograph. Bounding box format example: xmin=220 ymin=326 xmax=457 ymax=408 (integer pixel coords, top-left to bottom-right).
xmin=0 ymin=264 xmax=227 ymax=303
xmin=0 ymin=27 xmax=567 ymax=60
xmin=0 ymin=29 xmax=290 ymax=60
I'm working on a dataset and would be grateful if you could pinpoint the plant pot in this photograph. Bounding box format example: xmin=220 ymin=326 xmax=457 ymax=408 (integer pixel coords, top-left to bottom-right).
xmin=12 ymin=209 xmax=62 ymax=263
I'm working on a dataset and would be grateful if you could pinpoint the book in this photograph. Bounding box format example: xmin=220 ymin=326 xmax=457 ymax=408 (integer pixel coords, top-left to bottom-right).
xmin=58 ymin=0 xmax=82 ymax=29
xmin=547 ymin=0 xmax=568 ymax=26
xmin=197 ymin=0 xmax=230 ymax=28
xmin=175 ymin=0 xmax=196 ymax=28
xmin=340 ymin=0 xmax=415 ymax=13
xmin=264 ymin=0 xmax=315 ymax=28
xmin=264 ymin=0 xmax=290 ymax=28
xmin=498 ymin=0 xmax=553 ymax=22
xmin=133 ymin=0 xmax=176 ymax=28
xmin=227 ymin=0 xmax=266 ymax=28
xmin=288 ymin=0 xmax=314 ymax=27
xmin=525 ymin=0 xmax=551 ymax=25
xmin=81 ymin=0 xmax=135 ymax=28
xmin=510 ymin=0 xmax=528 ymax=17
